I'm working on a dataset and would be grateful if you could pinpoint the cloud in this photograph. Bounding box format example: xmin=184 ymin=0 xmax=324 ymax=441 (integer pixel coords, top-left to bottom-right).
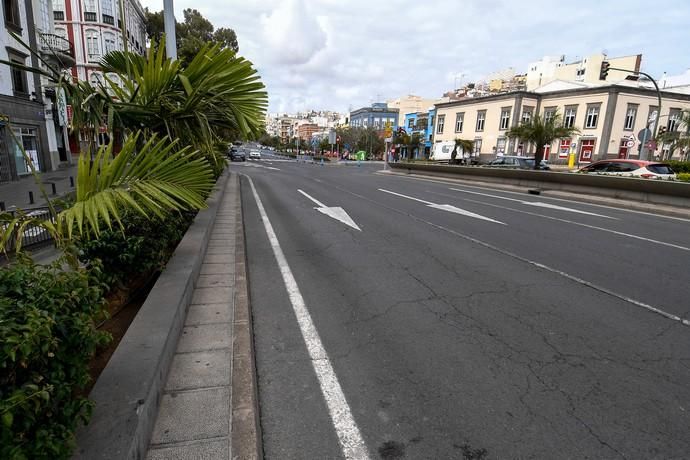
xmin=260 ymin=0 xmax=327 ymax=66
xmin=139 ymin=0 xmax=690 ymax=115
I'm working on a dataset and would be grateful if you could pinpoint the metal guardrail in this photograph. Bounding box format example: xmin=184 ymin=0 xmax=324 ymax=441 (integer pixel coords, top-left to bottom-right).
xmin=1 ymin=206 xmax=56 ymax=253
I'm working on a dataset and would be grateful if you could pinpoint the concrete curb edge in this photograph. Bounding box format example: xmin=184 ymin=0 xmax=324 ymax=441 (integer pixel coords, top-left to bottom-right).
xmin=231 ymin=173 xmax=263 ymax=459
xmin=73 ymin=171 xmax=230 ymax=460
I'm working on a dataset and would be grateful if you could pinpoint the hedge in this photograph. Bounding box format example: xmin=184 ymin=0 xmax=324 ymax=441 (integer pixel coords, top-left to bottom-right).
xmin=0 ymin=257 xmax=109 ymax=459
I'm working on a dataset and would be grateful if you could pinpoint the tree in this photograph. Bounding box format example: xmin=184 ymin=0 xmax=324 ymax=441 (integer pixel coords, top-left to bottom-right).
xmin=506 ymin=112 xmax=580 ymax=169
xmin=450 ymin=138 xmax=474 ymax=164
xmin=657 ymin=110 xmax=690 ymax=160
xmin=144 ymin=8 xmax=238 ymax=65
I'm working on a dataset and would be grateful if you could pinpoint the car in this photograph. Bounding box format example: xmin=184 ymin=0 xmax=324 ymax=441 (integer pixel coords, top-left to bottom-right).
xmin=484 ymin=155 xmax=550 ymax=170
xmin=577 ymin=159 xmax=676 ymax=180
xmin=229 ymin=148 xmax=246 ymax=162
xmin=249 ymin=150 xmax=261 ymax=159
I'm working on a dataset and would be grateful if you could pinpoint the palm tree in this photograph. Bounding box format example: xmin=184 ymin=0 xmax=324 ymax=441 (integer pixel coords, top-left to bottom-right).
xmin=450 ymin=138 xmax=474 ymax=164
xmin=506 ymin=112 xmax=580 ymax=169
xmin=658 ymin=109 xmax=690 ymax=160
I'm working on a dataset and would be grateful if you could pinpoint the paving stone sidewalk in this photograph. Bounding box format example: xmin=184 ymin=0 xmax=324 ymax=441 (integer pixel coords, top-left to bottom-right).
xmin=146 ymin=172 xmax=244 ymax=459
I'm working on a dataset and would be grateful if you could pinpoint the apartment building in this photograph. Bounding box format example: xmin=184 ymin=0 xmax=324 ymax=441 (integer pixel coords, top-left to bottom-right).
xmin=350 ymin=103 xmax=399 ymax=130
xmin=52 ymin=0 xmax=146 ymax=85
xmin=433 ymin=84 xmax=690 ymax=163
xmin=387 ymin=95 xmax=436 ymax=127
xmin=1 ymin=0 xmax=60 ymax=182
xmin=526 ymin=53 xmax=641 ymax=91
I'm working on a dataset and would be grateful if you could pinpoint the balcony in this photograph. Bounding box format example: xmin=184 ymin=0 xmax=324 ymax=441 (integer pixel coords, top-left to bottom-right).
xmin=53 ymin=10 xmax=64 ymax=20
xmin=38 ymin=33 xmax=75 ymax=68
xmin=102 ymin=14 xmax=114 ymax=25
xmin=84 ymin=11 xmax=97 ymax=22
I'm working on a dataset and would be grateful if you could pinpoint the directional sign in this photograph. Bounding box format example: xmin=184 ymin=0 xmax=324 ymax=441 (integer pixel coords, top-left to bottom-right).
xmin=298 ymin=190 xmax=361 ymax=231
xmin=626 ymin=140 xmax=635 ymax=148
xmin=378 ymin=189 xmax=505 ymax=224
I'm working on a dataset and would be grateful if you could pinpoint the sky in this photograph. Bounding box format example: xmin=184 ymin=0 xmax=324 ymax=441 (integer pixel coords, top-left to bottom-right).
xmin=139 ymin=0 xmax=690 ymax=114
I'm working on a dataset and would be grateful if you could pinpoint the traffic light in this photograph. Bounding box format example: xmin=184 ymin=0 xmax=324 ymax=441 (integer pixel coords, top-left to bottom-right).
xmin=599 ymin=61 xmax=610 ymax=80
xmin=658 ymin=126 xmax=667 ymax=137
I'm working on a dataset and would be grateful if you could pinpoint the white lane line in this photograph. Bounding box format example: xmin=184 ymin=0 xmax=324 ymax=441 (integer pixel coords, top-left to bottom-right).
xmin=462 ymin=197 xmax=690 ymax=252
xmin=448 ymin=188 xmax=616 ymax=219
xmin=379 ymin=188 xmax=505 ymax=224
xmin=247 ymin=177 xmax=370 ymax=459
xmin=298 ymin=189 xmax=361 ymax=231
xmin=378 ymin=171 xmax=690 ymax=222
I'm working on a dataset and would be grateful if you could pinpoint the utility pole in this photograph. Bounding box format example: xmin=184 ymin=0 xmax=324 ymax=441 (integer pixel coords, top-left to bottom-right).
xmin=163 ymin=0 xmax=177 ymax=59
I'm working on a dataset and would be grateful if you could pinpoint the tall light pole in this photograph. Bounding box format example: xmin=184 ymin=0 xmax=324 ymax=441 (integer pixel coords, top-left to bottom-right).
xmin=163 ymin=0 xmax=177 ymax=59
xmin=453 ymin=72 xmax=465 ymax=91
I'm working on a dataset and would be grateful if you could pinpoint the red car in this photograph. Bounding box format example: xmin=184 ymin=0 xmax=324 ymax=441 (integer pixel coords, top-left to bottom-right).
xmin=578 ymin=159 xmax=676 ymax=180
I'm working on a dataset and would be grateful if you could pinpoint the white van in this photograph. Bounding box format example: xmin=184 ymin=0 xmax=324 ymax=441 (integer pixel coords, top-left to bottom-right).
xmin=431 ymin=141 xmax=470 ymax=163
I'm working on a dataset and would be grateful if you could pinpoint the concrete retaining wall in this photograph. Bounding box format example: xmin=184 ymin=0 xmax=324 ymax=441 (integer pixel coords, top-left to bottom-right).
xmin=389 ymin=163 xmax=690 ymax=208
xmin=73 ymin=171 xmax=230 ymax=460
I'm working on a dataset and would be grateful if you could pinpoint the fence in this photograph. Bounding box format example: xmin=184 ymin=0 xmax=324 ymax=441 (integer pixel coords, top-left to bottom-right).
xmin=1 ymin=206 xmax=57 ymax=257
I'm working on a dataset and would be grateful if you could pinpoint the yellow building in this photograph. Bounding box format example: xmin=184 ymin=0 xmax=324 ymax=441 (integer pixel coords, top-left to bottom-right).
xmin=526 ymin=53 xmax=641 ymax=90
xmin=433 ymin=83 xmax=690 ymax=163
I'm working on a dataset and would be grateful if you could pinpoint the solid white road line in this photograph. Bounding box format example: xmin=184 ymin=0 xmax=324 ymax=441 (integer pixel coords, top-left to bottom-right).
xmin=248 ymin=177 xmax=370 ymax=459
xmin=462 ymin=197 xmax=690 ymax=252
xmin=379 ymin=188 xmax=505 ymax=224
xmin=448 ymin=188 xmax=616 ymax=218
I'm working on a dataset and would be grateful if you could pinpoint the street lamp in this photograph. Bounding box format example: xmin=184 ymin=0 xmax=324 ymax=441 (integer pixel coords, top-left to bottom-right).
xmin=163 ymin=0 xmax=177 ymax=59
xmin=453 ymin=72 xmax=466 ymax=91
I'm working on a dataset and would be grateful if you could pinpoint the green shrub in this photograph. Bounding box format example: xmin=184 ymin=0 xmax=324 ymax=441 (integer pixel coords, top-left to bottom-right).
xmin=677 ymin=172 xmax=690 ymax=182
xmin=76 ymin=210 xmax=195 ymax=289
xmin=667 ymin=160 xmax=690 ymax=174
xmin=0 ymin=257 xmax=109 ymax=459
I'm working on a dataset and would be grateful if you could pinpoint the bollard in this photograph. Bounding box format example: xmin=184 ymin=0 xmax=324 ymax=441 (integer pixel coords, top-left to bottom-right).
xmin=320 ymin=158 xmax=324 ymax=166
xmin=29 ymin=191 xmax=34 ymax=204
xmin=51 ymin=183 xmax=57 ymax=195
xmin=0 ymin=201 xmax=5 ymax=211
xmin=69 ymin=176 xmax=74 ymax=187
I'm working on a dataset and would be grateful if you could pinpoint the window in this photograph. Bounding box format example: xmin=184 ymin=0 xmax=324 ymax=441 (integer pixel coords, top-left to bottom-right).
xmin=473 ymin=138 xmax=482 ymax=154
xmin=496 ymin=137 xmax=506 ymax=154
xmin=3 ymin=0 xmax=21 ymax=29
xmin=475 ymin=111 xmax=486 ymax=132
xmin=84 ymin=0 xmax=96 ymax=11
xmin=585 ymin=105 xmax=600 ymax=129
xmin=544 ymin=107 xmax=556 ymax=124
xmin=564 ymin=106 xmax=577 ymax=128
xmin=455 ymin=112 xmax=464 ymax=132
xmin=408 ymin=118 xmax=414 ymax=129
xmin=436 ymin=115 xmax=445 ymax=134
xmin=624 ymin=105 xmax=637 ymax=130
xmin=8 ymin=50 xmax=28 ymax=96
xmin=668 ymin=109 xmax=681 ymax=132
xmin=521 ymin=107 xmax=533 ymax=124
xmin=103 ymin=33 xmax=116 ymax=54
xmin=499 ymin=108 xmax=511 ymax=130
xmin=101 ymin=0 xmax=113 ymax=16
xmin=85 ymin=30 xmax=101 ymax=60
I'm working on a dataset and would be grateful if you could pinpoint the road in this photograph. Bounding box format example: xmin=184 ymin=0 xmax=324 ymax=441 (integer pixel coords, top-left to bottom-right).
xmin=236 ymin=150 xmax=690 ymax=459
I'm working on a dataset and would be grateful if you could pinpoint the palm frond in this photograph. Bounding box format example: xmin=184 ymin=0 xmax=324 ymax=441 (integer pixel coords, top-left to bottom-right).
xmin=58 ymin=133 xmax=214 ymax=239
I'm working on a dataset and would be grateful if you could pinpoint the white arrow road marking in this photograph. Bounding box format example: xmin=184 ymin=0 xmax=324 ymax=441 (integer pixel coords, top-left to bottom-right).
xmin=379 ymin=189 xmax=505 ymax=225
xmin=243 ymin=162 xmax=280 ymax=171
xmin=448 ymin=188 xmax=615 ymax=219
xmin=298 ymin=189 xmax=361 ymax=231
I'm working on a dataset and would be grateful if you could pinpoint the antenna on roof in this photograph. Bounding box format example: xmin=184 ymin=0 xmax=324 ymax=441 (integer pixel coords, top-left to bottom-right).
xmin=602 ymin=49 xmax=608 ymax=58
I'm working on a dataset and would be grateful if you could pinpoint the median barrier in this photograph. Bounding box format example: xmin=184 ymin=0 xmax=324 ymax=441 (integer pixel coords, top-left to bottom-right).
xmin=388 ymin=162 xmax=690 ymax=208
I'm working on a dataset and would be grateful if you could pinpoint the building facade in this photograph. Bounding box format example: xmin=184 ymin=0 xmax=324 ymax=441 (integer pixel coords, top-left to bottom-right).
xmin=526 ymin=53 xmax=641 ymax=91
xmin=349 ymin=103 xmax=399 ymax=130
xmin=52 ymin=0 xmax=146 ymax=85
xmin=1 ymin=0 xmax=60 ymax=182
xmin=386 ymin=95 xmax=436 ymax=127
xmin=433 ymin=85 xmax=690 ymax=163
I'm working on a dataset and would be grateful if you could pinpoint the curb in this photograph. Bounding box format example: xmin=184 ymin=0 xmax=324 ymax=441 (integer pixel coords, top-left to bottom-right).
xmin=73 ymin=171 xmax=230 ymax=460
xmin=231 ymin=175 xmax=263 ymax=459
xmin=380 ymin=170 xmax=690 ymax=220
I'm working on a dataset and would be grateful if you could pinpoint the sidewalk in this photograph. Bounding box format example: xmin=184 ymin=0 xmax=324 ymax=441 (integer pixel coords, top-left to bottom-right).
xmin=0 ymin=164 xmax=78 ymax=210
xmin=145 ymin=172 xmax=260 ymax=459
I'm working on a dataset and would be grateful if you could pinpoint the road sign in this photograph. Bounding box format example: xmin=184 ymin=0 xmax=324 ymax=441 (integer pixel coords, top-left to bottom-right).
xmin=626 ymin=140 xmax=635 ymax=148
xmin=328 ymin=129 xmax=336 ymax=145
xmin=645 ymin=140 xmax=657 ymax=150
xmin=638 ymin=128 xmax=652 ymax=141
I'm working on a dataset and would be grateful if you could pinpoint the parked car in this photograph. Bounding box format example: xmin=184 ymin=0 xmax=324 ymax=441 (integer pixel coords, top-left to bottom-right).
xmin=249 ymin=150 xmax=261 ymax=159
xmin=484 ymin=156 xmax=550 ymax=170
xmin=229 ymin=148 xmax=246 ymax=162
xmin=577 ymin=159 xmax=676 ymax=180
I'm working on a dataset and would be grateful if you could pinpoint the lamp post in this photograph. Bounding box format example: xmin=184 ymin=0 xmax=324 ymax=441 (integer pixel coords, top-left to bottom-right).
xmin=163 ymin=0 xmax=177 ymax=59
xmin=453 ymin=73 xmax=466 ymax=91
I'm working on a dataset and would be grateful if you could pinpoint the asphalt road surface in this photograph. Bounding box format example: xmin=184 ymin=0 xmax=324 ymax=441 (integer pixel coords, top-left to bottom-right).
xmin=236 ymin=151 xmax=690 ymax=460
